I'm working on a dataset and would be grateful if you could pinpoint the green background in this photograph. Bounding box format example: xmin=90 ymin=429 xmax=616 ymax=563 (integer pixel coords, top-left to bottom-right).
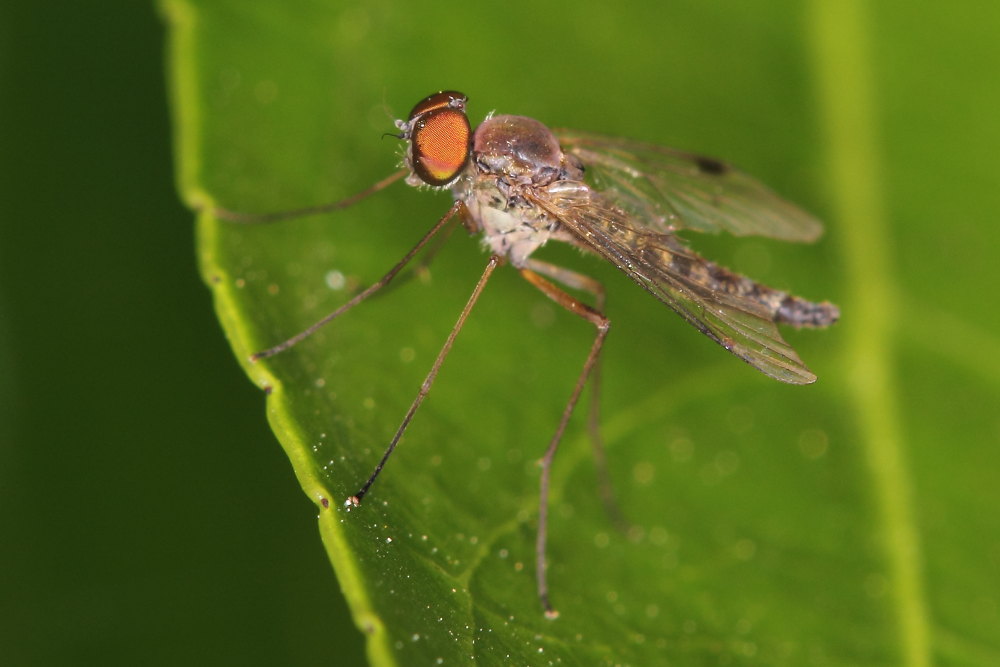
xmin=3 ymin=1 xmax=999 ymax=664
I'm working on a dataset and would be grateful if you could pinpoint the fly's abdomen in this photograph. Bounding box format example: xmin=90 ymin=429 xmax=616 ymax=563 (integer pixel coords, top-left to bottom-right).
xmin=665 ymin=241 xmax=840 ymax=329
xmin=775 ymin=294 xmax=840 ymax=328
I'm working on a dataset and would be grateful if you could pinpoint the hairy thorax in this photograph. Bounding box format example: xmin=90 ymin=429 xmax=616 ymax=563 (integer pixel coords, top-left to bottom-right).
xmin=455 ymin=114 xmax=585 ymax=267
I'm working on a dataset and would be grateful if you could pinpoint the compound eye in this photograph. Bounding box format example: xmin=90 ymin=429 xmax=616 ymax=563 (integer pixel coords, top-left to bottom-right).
xmin=408 ymin=94 xmax=471 ymax=186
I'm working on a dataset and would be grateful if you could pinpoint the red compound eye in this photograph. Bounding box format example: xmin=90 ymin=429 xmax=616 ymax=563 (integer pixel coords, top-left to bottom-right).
xmin=407 ymin=91 xmax=471 ymax=186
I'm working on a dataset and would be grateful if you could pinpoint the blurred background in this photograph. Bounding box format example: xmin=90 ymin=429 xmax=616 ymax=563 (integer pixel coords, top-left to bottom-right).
xmin=2 ymin=1 xmax=998 ymax=664
xmin=0 ymin=2 xmax=366 ymax=664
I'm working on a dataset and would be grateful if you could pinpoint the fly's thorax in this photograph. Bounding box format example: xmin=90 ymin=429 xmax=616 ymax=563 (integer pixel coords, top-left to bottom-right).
xmin=473 ymin=115 xmax=583 ymax=187
xmin=450 ymin=115 xmax=584 ymax=267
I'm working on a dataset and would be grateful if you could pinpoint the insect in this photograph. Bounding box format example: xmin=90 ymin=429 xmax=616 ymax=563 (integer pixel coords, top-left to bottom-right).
xmin=217 ymin=90 xmax=839 ymax=617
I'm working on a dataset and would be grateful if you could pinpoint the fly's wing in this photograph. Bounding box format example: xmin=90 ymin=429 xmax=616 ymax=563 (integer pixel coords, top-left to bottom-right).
xmin=555 ymin=129 xmax=823 ymax=243
xmin=529 ymin=183 xmax=817 ymax=384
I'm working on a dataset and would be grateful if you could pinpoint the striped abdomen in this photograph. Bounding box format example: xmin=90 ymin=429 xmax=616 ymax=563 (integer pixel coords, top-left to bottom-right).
xmin=664 ymin=240 xmax=840 ymax=329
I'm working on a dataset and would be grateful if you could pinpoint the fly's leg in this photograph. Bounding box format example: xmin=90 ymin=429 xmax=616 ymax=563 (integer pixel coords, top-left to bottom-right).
xmin=213 ymin=169 xmax=447 ymax=319
xmin=347 ymin=255 xmax=502 ymax=507
xmin=402 ymin=214 xmax=459 ymax=287
xmin=384 ymin=197 xmax=479 ymax=295
xmin=519 ymin=265 xmax=611 ymax=619
xmin=252 ymin=201 xmax=464 ymax=361
xmin=335 ymin=214 xmax=460 ymax=310
xmin=522 ymin=260 xmax=626 ymax=531
xmin=357 ymin=197 xmax=474 ymax=302
xmin=212 ymin=170 xmax=408 ymax=223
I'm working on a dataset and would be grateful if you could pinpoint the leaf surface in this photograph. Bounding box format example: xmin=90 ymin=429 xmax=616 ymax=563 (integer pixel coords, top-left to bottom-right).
xmin=164 ymin=1 xmax=1000 ymax=663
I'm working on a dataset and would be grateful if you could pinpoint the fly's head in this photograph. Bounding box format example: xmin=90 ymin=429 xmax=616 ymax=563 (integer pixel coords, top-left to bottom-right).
xmin=397 ymin=90 xmax=472 ymax=189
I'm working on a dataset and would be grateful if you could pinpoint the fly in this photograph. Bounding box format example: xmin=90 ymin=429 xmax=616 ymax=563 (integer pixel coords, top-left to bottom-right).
xmin=216 ymin=90 xmax=840 ymax=617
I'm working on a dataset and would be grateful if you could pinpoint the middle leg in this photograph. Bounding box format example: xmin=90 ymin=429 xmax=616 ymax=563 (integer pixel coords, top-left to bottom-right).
xmin=519 ymin=263 xmax=610 ymax=618
xmin=522 ymin=259 xmax=626 ymax=531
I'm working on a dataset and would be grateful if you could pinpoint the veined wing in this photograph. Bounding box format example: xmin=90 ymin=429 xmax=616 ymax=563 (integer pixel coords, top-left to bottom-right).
xmin=555 ymin=129 xmax=823 ymax=243
xmin=529 ymin=183 xmax=817 ymax=384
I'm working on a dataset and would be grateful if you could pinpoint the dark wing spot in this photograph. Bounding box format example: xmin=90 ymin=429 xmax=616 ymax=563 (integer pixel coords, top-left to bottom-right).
xmin=694 ymin=155 xmax=728 ymax=175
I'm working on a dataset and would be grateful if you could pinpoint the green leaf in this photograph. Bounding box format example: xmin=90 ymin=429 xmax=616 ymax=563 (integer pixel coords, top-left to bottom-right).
xmin=164 ymin=0 xmax=1000 ymax=664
